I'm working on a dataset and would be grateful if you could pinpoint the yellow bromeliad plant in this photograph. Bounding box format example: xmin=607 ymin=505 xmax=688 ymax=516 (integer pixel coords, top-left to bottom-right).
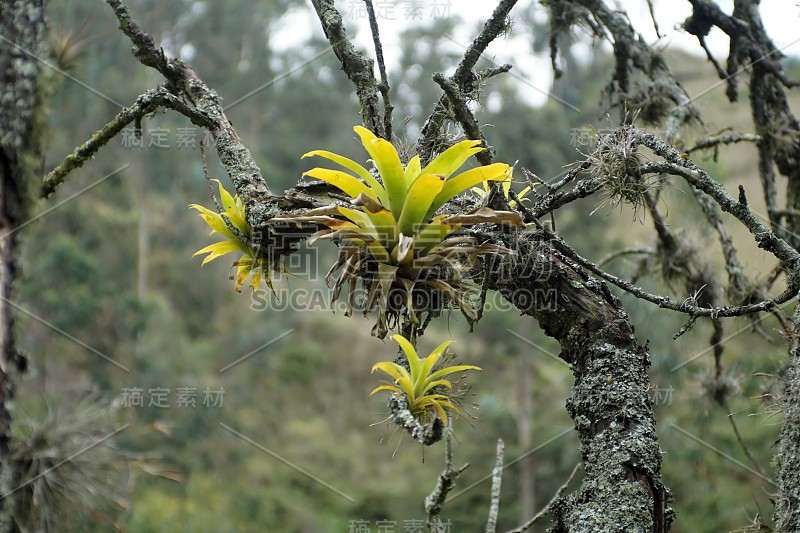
xmin=371 ymin=334 xmax=480 ymax=426
xmin=271 ymin=126 xmax=524 ymax=337
xmin=190 ymin=180 xmax=277 ymax=292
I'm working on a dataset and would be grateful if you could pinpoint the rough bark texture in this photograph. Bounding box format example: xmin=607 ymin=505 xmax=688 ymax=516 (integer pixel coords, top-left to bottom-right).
xmin=0 ymin=1 xmax=46 ymax=530
xmin=774 ymin=306 xmax=800 ymax=532
xmin=309 ymin=0 xmax=385 ymax=138
xmin=489 ymin=233 xmax=671 ymax=532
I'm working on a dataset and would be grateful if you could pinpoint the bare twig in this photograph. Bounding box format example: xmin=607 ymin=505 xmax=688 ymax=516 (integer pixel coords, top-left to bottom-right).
xmin=548 ymin=161 xmax=591 ymax=193
xmin=673 ymin=315 xmax=699 ymax=340
xmin=774 ymin=209 xmax=800 ymax=219
xmin=632 ymin=128 xmax=800 ymax=271
xmin=426 ymin=429 xmax=470 ymax=531
xmin=528 ymin=173 xmax=602 ymax=221
xmin=544 ymin=224 xmax=796 ymax=318
xmin=486 ymin=439 xmax=504 ymax=533
xmin=597 ymin=247 xmax=653 ymax=268
xmin=686 ymin=132 xmax=762 ymax=154
xmin=695 ymin=35 xmax=728 ymax=82
xmin=478 ymin=63 xmax=513 ymax=81
xmin=723 ymin=401 xmax=770 ymax=480
xmin=363 ymin=0 xmax=392 ymax=140
xmin=645 ymin=0 xmax=661 ymax=39
xmin=106 ymin=0 xmax=180 ymax=81
xmin=43 ymin=85 xmax=212 ymax=197
xmin=432 ymin=73 xmax=492 ymax=165
xmin=689 ymin=187 xmax=750 ymax=305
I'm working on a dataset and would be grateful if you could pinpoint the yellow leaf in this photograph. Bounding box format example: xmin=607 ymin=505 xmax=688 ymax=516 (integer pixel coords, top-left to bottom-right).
xmin=427 ymin=364 xmax=482 ymax=383
xmin=422 ymin=378 xmax=454 ymax=395
xmin=404 ymin=155 xmax=422 ymax=186
xmin=397 ymin=173 xmax=445 ymax=237
xmin=354 ymin=126 xmax=406 ymax=217
xmin=371 ymin=361 xmax=411 ymax=383
xmin=422 ymin=139 xmax=483 ymax=178
xmin=391 ymin=334 xmax=421 ymax=380
xmin=212 ymin=179 xmax=248 ymax=234
xmin=429 ymin=163 xmax=511 ymax=216
xmin=418 ymin=339 xmax=453 ymax=387
xmin=415 ymin=216 xmax=457 ymax=257
xmin=303 ymin=167 xmax=376 ymax=200
xmin=189 ymin=205 xmax=240 ymax=242
xmin=369 ymin=384 xmax=401 ymax=396
xmin=233 ymin=262 xmax=253 ymax=292
xmin=302 ymin=150 xmax=387 ymax=205
xmin=193 ymin=241 xmax=249 ymax=265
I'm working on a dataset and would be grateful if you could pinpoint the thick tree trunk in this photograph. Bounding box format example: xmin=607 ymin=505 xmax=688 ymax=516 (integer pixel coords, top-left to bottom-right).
xmin=0 ymin=1 xmax=46 ymax=530
xmin=490 ymin=233 xmax=671 ymax=532
xmin=773 ymin=306 xmax=800 ymax=532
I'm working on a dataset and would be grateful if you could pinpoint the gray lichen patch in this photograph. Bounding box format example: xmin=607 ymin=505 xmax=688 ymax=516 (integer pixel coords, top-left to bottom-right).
xmin=773 ymin=316 xmax=800 ymax=532
xmin=486 ymin=233 xmax=671 ymax=531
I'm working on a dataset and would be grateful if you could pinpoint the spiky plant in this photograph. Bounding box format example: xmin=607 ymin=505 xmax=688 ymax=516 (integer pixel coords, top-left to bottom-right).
xmin=190 ymin=179 xmax=280 ymax=292
xmin=585 ymin=125 xmax=656 ymax=219
xmin=371 ymin=334 xmax=480 ymax=426
xmin=272 ymin=126 xmax=524 ymax=336
xmin=12 ymin=393 xmax=129 ymax=531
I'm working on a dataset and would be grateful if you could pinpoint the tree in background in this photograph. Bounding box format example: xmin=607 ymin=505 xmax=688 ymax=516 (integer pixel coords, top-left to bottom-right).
xmin=0 ymin=1 xmax=46 ymax=528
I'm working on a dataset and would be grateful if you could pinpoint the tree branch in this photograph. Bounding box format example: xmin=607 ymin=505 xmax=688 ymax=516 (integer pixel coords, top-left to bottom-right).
xmin=425 ymin=429 xmax=469 ymax=531
xmin=432 ymin=73 xmax=492 ymax=165
xmin=99 ymin=0 xmax=274 ymax=214
xmin=363 ymin=0 xmax=392 ymax=140
xmin=632 ymin=127 xmax=800 ymax=272
xmin=418 ymin=0 xmax=518 ymax=163
xmin=42 ymin=85 xmax=213 ymax=197
xmin=552 ymin=0 xmax=700 ymax=139
xmin=685 ymin=132 xmax=761 ymax=154
xmin=310 ymin=0 xmax=384 ymax=137
xmin=488 ymin=233 xmax=671 ymax=531
xmin=485 ymin=439 xmax=504 ymax=533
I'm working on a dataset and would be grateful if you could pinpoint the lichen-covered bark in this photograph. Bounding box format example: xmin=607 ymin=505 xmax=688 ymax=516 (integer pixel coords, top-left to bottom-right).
xmin=490 ymin=233 xmax=671 ymax=532
xmin=0 ymin=1 xmax=47 ymax=530
xmin=774 ymin=305 xmax=800 ymax=532
xmin=309 ymin=0 xmax=384 ymax=138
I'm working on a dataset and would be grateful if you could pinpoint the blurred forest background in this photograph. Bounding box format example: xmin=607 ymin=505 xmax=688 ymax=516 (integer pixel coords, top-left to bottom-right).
xmin=16 ymin=0 xmax=800 ymax=531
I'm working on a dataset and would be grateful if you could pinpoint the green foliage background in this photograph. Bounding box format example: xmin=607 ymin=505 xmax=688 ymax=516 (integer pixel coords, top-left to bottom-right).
xmin=16 ymin=0 xmax=800 ymax=531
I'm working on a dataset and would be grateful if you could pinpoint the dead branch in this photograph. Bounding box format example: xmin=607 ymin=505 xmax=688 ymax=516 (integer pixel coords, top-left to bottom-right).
xmin=425 ymin=429 xmax=470 ymax=531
